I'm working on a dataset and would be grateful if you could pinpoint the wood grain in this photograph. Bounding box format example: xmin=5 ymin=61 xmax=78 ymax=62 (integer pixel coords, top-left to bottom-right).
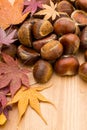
xmin=1 ymin=0 xmax=87 ymax=130
xmin=1 ymin=52 xmax=87 ymax=130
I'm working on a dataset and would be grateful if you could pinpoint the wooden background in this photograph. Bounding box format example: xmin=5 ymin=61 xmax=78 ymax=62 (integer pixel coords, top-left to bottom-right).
xmin=1 ymin=0 xmax=87 ymax=130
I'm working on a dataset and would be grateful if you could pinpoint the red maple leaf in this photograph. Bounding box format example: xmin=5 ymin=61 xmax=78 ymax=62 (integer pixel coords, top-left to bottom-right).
xmin=23 ymin=0 xmax=43 ymax=16
xmin=0 ymin=92 xmax=7 ymax=109
xmin=0 ymin=87 xmax=11 ymax=118
xmin=0 ymin=53 xmax=31 ymax=96
xmin=0 ymin=28 xmax=17 ymax=48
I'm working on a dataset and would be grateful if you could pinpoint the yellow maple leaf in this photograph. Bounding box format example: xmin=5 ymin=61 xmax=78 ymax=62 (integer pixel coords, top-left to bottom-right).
xmin=0 ymin=113 xmax=7 ymax=125
xmin=7 ymin=85 xmax=54 ymax=124
xmin=0 ymin=0 xmax=29 ymax=30
xmin=35 ymin=0 xmax=67 ymax=20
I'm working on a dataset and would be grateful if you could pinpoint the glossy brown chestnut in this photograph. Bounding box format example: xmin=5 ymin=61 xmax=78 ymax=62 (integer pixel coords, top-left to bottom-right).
xmin=80 ymin=26 xmax=87 ymax=50
xmin=33 ymin=60 xmax=53 ymax=83
xmin=54 ymin=55 xmax=79 ymax=76
xmin=41 ymin=40 xmax=63 ymax=61
xmin=69 ymin=0 xmax=75 ymax=2
xmin=32 ymin=19 xmax=54 ymax=39
xmin=18 ymin=21 xmax=32 ymax=47
xmin=37 ymin=0 xmax=50 ymax=4
xmin=84 ymin=50 xmax=87 ymax=61
xmin=2 ymin=44 xmax=17 ymax=58
xmin=57 ymin=1 xmax=74 ymax=16
xmin=1 ymin=44 xmax=17 ymax=57
xmin=76 ymin=0 xmax=87 ymax=11
xmin=17 ymin=45 xmax=40 ymax=65
xmin=54 ymin=17 xmax=76 ymax=35
xmin=59 ymin=33 xmax=80 ymax=54
xmin=79 ymin=62 xmax=87 ymax=81
xmin=33 ymin=34 xmax=57 ymax=52
xmin=71 ymin=10 xmax=87 ymax=26
xmin=18 ymin=18 xmax=40 ymax=47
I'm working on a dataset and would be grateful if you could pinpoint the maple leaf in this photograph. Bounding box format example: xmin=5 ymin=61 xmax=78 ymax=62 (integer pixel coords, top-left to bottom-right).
xmin=0 ymin=92 xmax=7 ymax=110
xmin=0 ymin=87 xmax=11 ymax=125
xmin=35 ymin=0 xmax=67 ymax=20
xmin=0 ymin=87 xmax=9 ymax=112
xmin=0 ymin=104 xmax=12 ymax=125
xmin=8 ymin=85 xmax=54 ymax=124
xmin=23 ymin=0 xmax=43 ymax=16
xmin=0 ymin=0 xmax=29 ymax=30
xmin=0 ymin=113 xmax=7 ymax=125
xmin=0 ymin=53 xmax=31 ymax=96
xmin=0 ymin=104 xmax=11 ymax=125
xmin=0 ymin=28 xmax=17 ymax=50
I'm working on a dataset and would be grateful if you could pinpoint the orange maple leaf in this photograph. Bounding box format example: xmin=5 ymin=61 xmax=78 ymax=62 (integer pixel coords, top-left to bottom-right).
xmin=0 ymin=0 xmax=29 ymax=30
xmin=7 ymin=85 xmax=54 ymax=124
xmin=0 ymin=113 xmax=7 ymax=125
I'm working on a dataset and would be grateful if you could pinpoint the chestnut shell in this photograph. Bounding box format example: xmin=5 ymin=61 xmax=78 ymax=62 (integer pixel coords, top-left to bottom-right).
xmin=80 ymin=26 xmax=87 ymax=50
xmin=54 ymin=17 xmax=76 ymax=35
xmin=41 ymin=40 xmax=63 ymax=61
xmin=33 ymin=60 xmax=53 ymax=83
xmin=17 ymin=45 xmax=40 ymax=65
xmin=54 ymin=55 xmax=79 ymax=76
xmin=79 ymin=62 xmax=87 ymax=81
xmin=59 ymin=33 xmax=80 ymax=54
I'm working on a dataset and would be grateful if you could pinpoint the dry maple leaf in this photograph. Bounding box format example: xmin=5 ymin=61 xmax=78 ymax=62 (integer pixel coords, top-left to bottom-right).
xmin=23 ymin=0 xmax=43 ymax=16
xmin=0 ymin=87 xmax=9 ymax=113
xmin=0 ymin=92 xmax=7 ymax=110
xmin=0 ymin=106 xmax=11 ymax=125
xmin=0 ymin=28 xmax=17 ymax=50
xmin=0 ymin=0 xmax=29 ymax=30
xmin=35 ymin=0 xmax=67 ymax=20
xmin=8 ymin=85 xmax=54 ymax=124
xmin=0 ymin=87 xmax=11 ymax=125
xmin=0 ymin=53 xmax=31 ymax=96
xmin=0 ymin=113 xmax=7 ymax=125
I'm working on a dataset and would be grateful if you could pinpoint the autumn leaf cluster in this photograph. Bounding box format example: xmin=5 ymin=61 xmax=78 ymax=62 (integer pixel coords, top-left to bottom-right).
xmin=0 ymin=0 xmax=56 ymax=126
xmin=0 ymin=54 xmax=54 ymax=126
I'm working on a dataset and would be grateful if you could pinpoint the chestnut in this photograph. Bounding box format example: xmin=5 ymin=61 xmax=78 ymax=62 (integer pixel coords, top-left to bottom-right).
xmin=69 ymin=0 xmax=75 ymax=2
xmin=59 ymin=33 xmax=80 ymax=54
xmin=54 ymin=17 xmax=76 ymax=35
xmin=76 ymin=0 xmax=87 ymax=11
xmin=41 ymin=40 xmax=63 ymax=61
xmin=17 ymin=45 xmax=40 ymax=65
xmin=33 ymin=60 xmax=53 ymax=83
xmin=57 ymin=1 xmax=74 ymax=16
xmin=2 ymin=44 xmax=17 ymax=58
xmin=33 ymin=34 xmax=57 ymax=52
xmin=54 ymin=55 xmax=79 ymax=76
xmin=18 ymin=18 xmax=40 ymax=47
xmin=79 ymin=62 xmax=87 ymax=81
xmin=80 ymin=26 xmax=87 ymax=50
xmin=41 ymin=0 xmax=49 ymax=4
xmin=18 ymin=20 xmax=32 ymax=47
xmin=32 ymin=19 xmax=54 ymax=39
xmin=71 ymin=10 xmax=87 ymax=26
xmin=84 ymin=50 xmax=87 ymax=61
xmin=37 ymin=0 xmax=50 ymax=4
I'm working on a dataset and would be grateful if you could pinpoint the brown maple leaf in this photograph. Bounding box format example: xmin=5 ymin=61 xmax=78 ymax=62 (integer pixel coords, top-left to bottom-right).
xmin=8 ymin=85 xmax=54 ymax=124
xmin=35 ymin=0 xmax=67 ymax=20
xmin=0 ymin=0 xmax=29 ymax=30
xmin=0 ymin=53 xmax=31 ymax=96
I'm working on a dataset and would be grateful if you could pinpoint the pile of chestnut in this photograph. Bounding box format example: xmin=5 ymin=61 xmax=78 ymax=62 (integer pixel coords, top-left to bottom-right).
xmin=8 ymin=0 xmax=87 ymax=83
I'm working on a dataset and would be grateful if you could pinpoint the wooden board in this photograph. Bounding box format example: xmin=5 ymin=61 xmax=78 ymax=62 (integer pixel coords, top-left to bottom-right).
xmin=1 ymin=53 xmax=87 ymax=130
xmin=1 ymin=0 xmax=87 ymax=130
